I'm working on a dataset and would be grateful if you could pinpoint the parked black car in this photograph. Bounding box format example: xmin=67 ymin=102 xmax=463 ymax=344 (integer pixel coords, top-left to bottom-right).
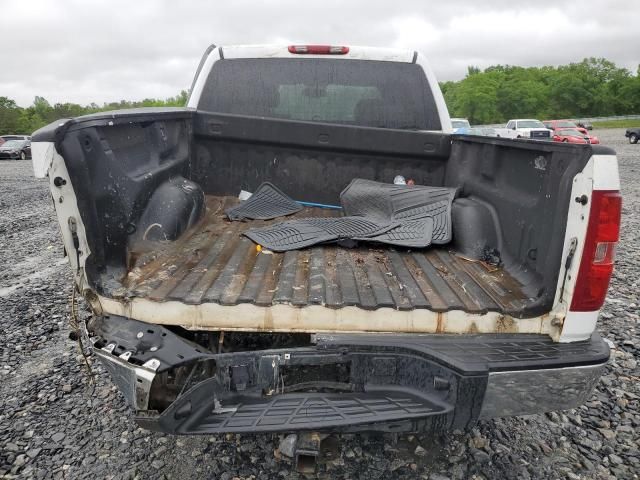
xmin=0 ymin=139 xmax=32 ymax=160
xmin=0 ymin=134 xmax=31 ymax=148
xmin=626 ymin=128 xmax=640 ymax=144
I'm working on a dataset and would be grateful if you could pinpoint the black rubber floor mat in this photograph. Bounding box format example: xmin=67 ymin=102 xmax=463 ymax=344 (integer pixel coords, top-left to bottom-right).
xmin=225 ymin=182 xmax=302 ymax=221
xmin=356 ymin=217 xmax=434 ymax=248
xmin=340 ymin=179 xmax=457 ymax=244
xmin=242 ymin=179 xmax=456 ymax=250
xmin=394 ymin=200 xmax=451 ymax=244
xmin=244 ymin=216 xmax=397 ymax=252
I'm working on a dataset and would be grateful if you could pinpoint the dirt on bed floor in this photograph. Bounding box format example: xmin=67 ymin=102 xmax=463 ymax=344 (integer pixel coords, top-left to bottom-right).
xmin=115 ymin=195 xmax=530 ymax=315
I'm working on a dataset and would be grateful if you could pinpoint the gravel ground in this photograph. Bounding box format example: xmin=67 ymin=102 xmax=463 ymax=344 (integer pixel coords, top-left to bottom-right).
xmin=0 ymin=129 xmax=638 ymax=480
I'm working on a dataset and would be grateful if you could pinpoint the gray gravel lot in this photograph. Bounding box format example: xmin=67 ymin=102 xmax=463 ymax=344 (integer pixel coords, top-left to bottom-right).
xmin=0 ymin=129 xmax=638 ymax=480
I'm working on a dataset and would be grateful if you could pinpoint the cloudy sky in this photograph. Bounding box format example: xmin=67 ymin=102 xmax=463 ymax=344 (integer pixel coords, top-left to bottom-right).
xmin=2 ymin=0 xmax=638 ymax=107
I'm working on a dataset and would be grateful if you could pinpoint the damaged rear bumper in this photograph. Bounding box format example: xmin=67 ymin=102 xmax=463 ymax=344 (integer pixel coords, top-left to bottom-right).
xmin=91 ymin=315 xmax=608 ymax=435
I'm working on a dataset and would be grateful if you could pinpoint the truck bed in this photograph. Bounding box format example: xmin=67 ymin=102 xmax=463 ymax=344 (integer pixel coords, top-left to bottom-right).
xmin=117 ymin=196 xmax=533 ymax=314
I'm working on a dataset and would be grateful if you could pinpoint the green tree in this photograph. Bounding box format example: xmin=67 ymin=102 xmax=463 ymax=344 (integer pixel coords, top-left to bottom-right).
xmin=493 ymin=67 xmax=551 ymax=120
xmin=450 ymin=72 xmax=499 ymax=124
xmin=443 ymin=57 xmax=640 ymax=124
xmin=619 ymin=74 xmax=640 ymax=113
xmin=0 ymin=96 xmax=21 ymax=134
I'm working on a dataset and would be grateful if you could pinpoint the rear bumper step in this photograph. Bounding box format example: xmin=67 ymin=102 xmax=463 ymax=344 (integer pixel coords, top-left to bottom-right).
xmin=142 ymin=389 xmax=451 ymax=434
xmin=91 ymin=315 xmax=608 ymax=434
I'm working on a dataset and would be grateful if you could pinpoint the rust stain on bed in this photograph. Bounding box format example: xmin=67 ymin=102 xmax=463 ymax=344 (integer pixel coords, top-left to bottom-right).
xmin=112 ymin=195 xmax=535 ymax=315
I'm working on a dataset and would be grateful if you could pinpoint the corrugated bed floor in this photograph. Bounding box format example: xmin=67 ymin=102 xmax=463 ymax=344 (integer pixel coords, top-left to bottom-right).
xmin=119 ymin=196 xmax=533 ymax=313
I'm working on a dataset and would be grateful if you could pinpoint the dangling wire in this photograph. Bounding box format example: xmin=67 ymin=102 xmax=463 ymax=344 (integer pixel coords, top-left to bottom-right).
xmin=69 ymin=283 xmax=95 ymax=386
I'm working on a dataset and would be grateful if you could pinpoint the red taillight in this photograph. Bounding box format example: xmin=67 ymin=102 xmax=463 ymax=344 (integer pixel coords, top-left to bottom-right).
xmin=570 ymin=190 xmax=622 ymax=311
xmin=288 ymin=45 xmax=349 ymax=55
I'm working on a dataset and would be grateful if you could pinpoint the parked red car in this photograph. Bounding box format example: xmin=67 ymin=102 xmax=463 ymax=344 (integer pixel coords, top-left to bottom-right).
xmin=543 ymin=120 xmax=588 ymax=134
xmin=552 ymin=128 xmax=600 ymax=144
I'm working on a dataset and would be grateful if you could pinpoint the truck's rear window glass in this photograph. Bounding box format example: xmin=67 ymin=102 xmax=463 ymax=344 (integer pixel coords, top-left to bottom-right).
xmin=198 ymin=58 xmax=441 ymax=130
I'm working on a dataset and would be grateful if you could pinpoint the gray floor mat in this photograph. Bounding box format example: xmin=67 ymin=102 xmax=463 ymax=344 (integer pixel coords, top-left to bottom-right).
xmin=356 ymin=217 xmax=434 ymax=248
xmin=243 ymin=179 xmax=456 ymax=250
xmin=340 ymin=179 xmax=457 ymax=244
xmin=393 ymin=200 xmax=451 ymax=244
xmin=225 ymin=182 xmax=302 ymax=221
xmin=244 ymin=216 xmax=397 ymax=252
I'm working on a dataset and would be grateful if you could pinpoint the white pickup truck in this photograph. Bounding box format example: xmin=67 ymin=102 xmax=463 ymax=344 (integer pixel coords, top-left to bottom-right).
xmin=31 ymin=45 xmax=619 ymax=447
xmin=496 ymin=118 xmax=553 ymax=140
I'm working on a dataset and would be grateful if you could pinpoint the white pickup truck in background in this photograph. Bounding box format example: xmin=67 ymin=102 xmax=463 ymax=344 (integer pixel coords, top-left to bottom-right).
xmin=450 ymin=117 xmax=471 ymax=133
xmin=496 ymin=119 xmax=553 ymax=140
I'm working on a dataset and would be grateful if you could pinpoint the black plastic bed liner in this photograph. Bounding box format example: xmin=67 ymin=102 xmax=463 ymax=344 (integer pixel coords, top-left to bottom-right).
xmin=117 ymin=196 xmax=535 ymax=314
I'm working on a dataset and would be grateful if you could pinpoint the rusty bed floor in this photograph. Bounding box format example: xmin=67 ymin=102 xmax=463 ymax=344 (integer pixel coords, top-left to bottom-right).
xmin=117 ymin=196 xmax=533 ymax=313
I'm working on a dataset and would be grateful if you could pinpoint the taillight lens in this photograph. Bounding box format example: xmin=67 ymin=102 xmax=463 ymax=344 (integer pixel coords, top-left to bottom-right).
xmin=288 ymin=45 xmax=349 ymax=55
xmin=570 ymin=190 xmax=622 ymax=311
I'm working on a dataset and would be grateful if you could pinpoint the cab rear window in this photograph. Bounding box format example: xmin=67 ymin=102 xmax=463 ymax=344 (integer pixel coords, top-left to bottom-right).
xmin=198 ymin=58 xmax=440 ymax=130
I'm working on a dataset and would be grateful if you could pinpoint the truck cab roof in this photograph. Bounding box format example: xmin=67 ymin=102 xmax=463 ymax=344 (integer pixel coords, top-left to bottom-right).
xmin=218 ymin=44 xmax=416 ymax=63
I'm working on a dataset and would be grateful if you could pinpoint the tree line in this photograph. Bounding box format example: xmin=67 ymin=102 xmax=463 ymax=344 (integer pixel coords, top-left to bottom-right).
xmin=1 ymin=57 xmax=639 ymax=134
xmin=441 ymin=57 xmax=640 ymax=124
xmin=0 ymin=91 xmax=189 ymax=135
